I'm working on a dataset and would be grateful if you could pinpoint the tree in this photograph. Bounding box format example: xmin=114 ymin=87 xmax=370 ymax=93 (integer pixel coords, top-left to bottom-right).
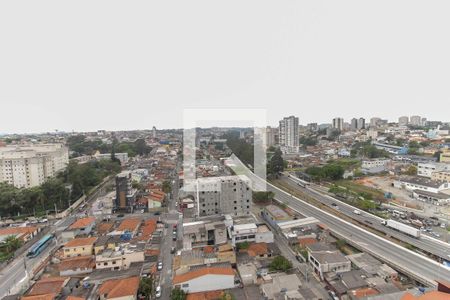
xmin=3 ymin=235 xmax=22 ymax=253
xmin=336 ymin=239 xmax=347 ymax=251
xmin=138 ymin=276 xmax=154 ymax=300
xmin=269 ymin=255 xmax=292 ymax=272
xmin=405 ymin=165 xmax=417 ymax=176
xmin=134 ymin=138 xmax=151 ymax=156
xmin=252 ymin=191 xmax=274 ymax=204
xmin=171 ymin=287 xmax=186 ymax=300
xmin=268 ymin=148 xmax=284 ymax=175
xmin=162 ymin=181 xmax=172 ymax=193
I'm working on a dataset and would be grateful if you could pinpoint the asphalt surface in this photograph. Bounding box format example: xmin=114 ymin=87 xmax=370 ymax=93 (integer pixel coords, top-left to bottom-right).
xmin=0 ymin=217 xmax=74 ymax=298
xmin=227 ymin=155 xmax=450 ymax=287
xmin=280 ymin=176 xmax=450 ymax=261
xmin=159 ymin=161 xmax=181 ymax=300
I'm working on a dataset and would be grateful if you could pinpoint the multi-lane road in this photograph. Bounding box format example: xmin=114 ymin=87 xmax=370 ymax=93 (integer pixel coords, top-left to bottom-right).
xmin=279 ymin=175 xmax=450 ymax=261
xmin=227 ymin=155 xmax=450 ymax=287
xmin=0 ymin=216 xmax=75 ymax=298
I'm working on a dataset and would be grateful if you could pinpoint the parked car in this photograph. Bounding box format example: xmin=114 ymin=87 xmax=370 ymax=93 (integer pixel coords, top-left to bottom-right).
xmin=155 ymin=286 xmax=161 ymax=298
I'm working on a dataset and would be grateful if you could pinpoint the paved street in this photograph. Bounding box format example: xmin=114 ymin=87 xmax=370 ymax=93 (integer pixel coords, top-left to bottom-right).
xmin=159 ymin=160 xmax=181 ymax=300
xmin=279 ymin=176 xmax=450 ymax=261
xmin=228 ymin=155 xmax=450 ymax=287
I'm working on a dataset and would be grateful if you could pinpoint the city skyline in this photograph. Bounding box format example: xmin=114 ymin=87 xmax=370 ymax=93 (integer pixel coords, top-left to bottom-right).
xmin=1 ymin=1 xmax=450 ymax=133
xmin=0 ymin=113 xmax=446 ymax=135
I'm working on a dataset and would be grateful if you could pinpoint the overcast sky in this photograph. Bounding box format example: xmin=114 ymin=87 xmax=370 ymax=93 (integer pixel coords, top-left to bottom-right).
xmin=1 ymin=1 xmax=449 ymax=134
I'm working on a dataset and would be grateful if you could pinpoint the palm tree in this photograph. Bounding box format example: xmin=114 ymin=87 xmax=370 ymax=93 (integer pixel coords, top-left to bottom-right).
xmin=4 ymin=235 xmax=22 ymax=253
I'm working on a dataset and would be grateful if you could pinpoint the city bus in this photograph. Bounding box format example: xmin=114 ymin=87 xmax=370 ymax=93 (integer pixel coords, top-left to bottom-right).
xmin=27 ymin=234 xmax=54 ymax=258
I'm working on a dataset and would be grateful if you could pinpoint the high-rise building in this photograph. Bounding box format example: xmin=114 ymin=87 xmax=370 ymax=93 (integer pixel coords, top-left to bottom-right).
xmin=115 ymin=171 xmax=137 ymax=211
xmin=307 ymin=123 xmax=318 ymax=132
xmin=266 ymin=126 xmax=278 ymax=148
xmin=332 ymin=117 xmax=344 ymax=131
xmin=358 ymin=118 xmax=366 ymax=130
xmin=194 ymin=175 xmax=252 ymax=217
xmin=0 ymin=144 xmax=69 ymax=188
xmin=370 ymin=117 xmax=381 ymax=128
xmin=279 ymin=116 xmax=299 ymax=147
xmin=350 ymin=118 xmax=358 ymax=131
xmin=398 ymin=116 xmax=409 ymax=126
xmin=410 ymin=115 xmax=422 ymax=126
xmin=152 ymin=126 xmax=157 ymax=138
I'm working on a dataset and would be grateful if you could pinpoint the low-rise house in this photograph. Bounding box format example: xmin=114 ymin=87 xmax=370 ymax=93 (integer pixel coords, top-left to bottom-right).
xmin=97 ymin=276 xmax=139 ymax=300
xmin=393 ymin=176 xmax=449 ymax=194
xmin=63 ymin=237 xmax=97 ymax=258
xmin=93 ymin=236 xmax=119 ymax=255
xmin=432 ymin=171 xmax=450 ymax=183
xmin=307 ymin=243 xmax=351 ymax=280
xmin=229 ymin=223 xmax=274 ymax=246
xmin=261 ymin=205 xmax=291 ymax=229
xmin=417 ymin=162 xmax=450 ymax=178
xmin=0 ymin=226 xmax=39 ymax=242
xmin=62 ymin=217 xmax=96 ymax=241
xmin=173 ymin=266 xmax=236 ymax=293
xmin=237 ymin=262 xmax=257 ymax=286
xmin=245 ymin=243 xmax=273 ymax=259
xmin=27 ymin=277 xmax=69 ymax=298
xmin=148 ymin=190 xmax=166 ymax=208
xmin=182 ymin=219 xmax=227 ymax=250
xmin=261 ymin=273 xmax=303 ymax=300
xmin=58 ymin=256 xmax=95 ymax=276
xmin=95 ymin=243 xmax=145 ymax=271
xmin=116 ymin=218 xmax=141 ymax=237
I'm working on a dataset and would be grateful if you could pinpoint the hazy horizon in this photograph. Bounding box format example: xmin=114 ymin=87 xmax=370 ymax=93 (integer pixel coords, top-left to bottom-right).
xmin=1 ymin=1 xmax=450 ymax=134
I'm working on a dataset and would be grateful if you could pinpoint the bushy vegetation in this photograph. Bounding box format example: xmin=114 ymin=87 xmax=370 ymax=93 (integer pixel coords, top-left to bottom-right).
xmin=305 ymin=163 xmax=345 ymax=181
xmin=171 ymin=287 xmax=187 ymax=300
xmin=267 ymin=148 xmax=284 ymax=175
xmin=252 ymin=191 xmax=274 ymax=205
xmin=351 ymin=142 xmax=390 ymax=158
xmin=223 ymin=131 xmax=254 ymax=168
xmin=269 ymin=255 xmax=292 ymax=272
xmin=67 ymin=135 xmax=151 ymax=158
xmin=0 ymin=160 xmax=120 ymax=217
xmin=0 ymin=236 xmax=22 ymax=262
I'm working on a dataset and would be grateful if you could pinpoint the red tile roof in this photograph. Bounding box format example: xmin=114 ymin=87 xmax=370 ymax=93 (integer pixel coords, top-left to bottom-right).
xmin=247 ymin=243 xmax=268 ymax=257
xmin=64 ymin=237 xmax=97 ymax=248
xmin=139 ymin=219 xmax=157 ymax=241
xmin=28 ymin=277 xmax=68 ymax=296
xmin=401 ymin=291 xmax=450 ymax=300
xmin=58 ymin=255 xmax=94 ymax=271
xmin=186 ymin=290 xmax=224 ymax=300
xmin=98 ymin=276 xmax=139 ymax=299
xmin=117 ymin=218 xmax=141 ymax=232
xmin=173 ymin=267 xmax=234 ymax=285
xmin=69 ymin=217 xmax=95 ymax=230
xmin=21 ymin=294 xmax=56 ymax=300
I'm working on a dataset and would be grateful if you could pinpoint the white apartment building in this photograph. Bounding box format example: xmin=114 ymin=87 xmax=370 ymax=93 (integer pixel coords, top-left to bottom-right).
xmin=417 ymin=162 xmax=450 ymax=178
xmin=332 ymin=117 xmax=344 ymax=131
xmin=0 ymin=144 xmax=69 ymax=188
xmin=279 ymin=116 xmax=299 ymax=148
xmin=265 ymin=126 xmax=278 ymax=148
xmin=361 ymin=159 xmax=390 ymax=169
xmin=398 ymin=116 xmax=409 ymax=126
xmin=195 ymin=175 xmax=252 ymax=217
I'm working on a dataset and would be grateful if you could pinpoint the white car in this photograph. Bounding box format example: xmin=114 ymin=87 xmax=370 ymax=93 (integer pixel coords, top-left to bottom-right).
xmin=157 ymin=261 xmax=163 ymax=271
xmin=155 ymin=286 xmax=161 ymax=298
xmin=353 ymin=209 xmax=361 ymax=215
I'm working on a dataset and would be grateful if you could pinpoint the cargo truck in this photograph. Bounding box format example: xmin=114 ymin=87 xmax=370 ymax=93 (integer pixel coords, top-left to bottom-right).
xmin=381 ymin=219 xmax=420 ymax=238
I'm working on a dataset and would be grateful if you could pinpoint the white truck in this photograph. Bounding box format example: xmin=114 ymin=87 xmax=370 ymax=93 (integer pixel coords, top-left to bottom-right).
xmin=381 ymin=219 xmax=421 ymax=238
